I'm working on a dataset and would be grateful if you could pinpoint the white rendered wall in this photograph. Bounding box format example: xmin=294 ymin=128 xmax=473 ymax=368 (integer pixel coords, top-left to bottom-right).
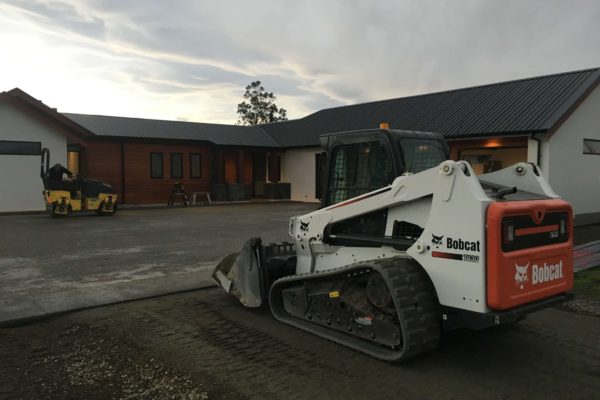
xmin=0 ymin=102 xmax=67 ymax=212
xmin=548 ymin=86 xmax=600 ymax=218
xmin=281 ymin=147 xmax=321 ymax=203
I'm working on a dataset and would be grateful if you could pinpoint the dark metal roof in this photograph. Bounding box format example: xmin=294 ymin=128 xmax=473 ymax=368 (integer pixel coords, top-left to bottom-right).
xmin=64 ymin=113 xmax=279 ymax=147
xmin=261 ymin=68 xmax=600 ymax=147
xmin=62 ymin=68 xmax=599 ymax=149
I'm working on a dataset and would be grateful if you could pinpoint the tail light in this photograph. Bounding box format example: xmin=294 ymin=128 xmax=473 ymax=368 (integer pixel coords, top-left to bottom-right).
xmin=503 ymin=222 xmax=514 ymax=245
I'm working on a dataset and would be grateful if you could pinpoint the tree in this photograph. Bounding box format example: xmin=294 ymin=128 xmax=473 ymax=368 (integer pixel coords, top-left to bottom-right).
xmin=237 ymin=81 xmax=288 ymax=125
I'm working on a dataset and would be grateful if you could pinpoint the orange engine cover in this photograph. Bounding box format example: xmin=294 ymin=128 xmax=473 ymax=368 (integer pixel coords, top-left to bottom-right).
xmin=486 ymin=199 xmax=573 ymax=310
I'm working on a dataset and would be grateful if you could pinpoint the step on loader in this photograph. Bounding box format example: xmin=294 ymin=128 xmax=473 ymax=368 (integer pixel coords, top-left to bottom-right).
xmin=212 ymin=126 xmax=573 ymax=362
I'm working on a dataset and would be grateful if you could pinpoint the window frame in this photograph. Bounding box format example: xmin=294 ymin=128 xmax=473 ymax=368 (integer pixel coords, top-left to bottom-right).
xmin=170 ymin=152 xmax=183 ymax=179
xmin=0 ymin=140 xmax=41 ymax=155
xmin=190 ymin=153 xmax=202 ymax=179
xmin=583 ymin=138 xmax=600 ymax=155
xmin=326 ymin=140 xmax=393 ymax=206
xmin=150 ymin=152 xmax=164 ymax=179
xmin=315 ymin=152 xmax=325 ymax=199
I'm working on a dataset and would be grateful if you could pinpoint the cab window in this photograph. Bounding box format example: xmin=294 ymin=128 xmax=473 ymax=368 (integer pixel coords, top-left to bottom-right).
xmin=399 ymin=139 xmax=447 ymax=173
xmin=327 ymin=141 xmax=392 ymax=205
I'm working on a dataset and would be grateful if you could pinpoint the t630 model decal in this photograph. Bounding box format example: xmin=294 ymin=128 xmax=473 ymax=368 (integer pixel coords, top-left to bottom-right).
xmin=431 ymin=233 xmax=481 ymax=262
xmin=432 ymin=251 xmax=480 ymax=263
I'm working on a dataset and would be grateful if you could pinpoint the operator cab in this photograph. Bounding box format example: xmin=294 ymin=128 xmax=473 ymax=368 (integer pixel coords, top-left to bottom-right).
xmin=319 ymin=127 xmax=449 ymax=207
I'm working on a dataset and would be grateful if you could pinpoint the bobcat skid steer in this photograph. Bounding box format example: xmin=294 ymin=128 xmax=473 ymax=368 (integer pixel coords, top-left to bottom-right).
xmin=212 ymin=126 xmax=573 ymax=362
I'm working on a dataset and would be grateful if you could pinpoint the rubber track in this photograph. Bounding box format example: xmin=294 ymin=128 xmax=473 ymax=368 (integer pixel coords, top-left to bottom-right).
xmin=269 ymin=256 xmax=441 ymax=362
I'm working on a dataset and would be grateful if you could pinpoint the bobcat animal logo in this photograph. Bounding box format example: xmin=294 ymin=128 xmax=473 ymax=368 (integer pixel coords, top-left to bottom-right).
xmin=300 ymin=221 xmax=310 ymax=232
xmin=431 ymin=234 xmax=444 ymax=248
xmin=514 ymin=263 xmax=529 ymax=290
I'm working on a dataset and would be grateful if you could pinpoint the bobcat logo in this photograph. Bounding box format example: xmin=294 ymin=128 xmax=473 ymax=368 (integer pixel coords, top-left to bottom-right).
xmin=300 ymin=221 xmax=310 ymax=232
xmin=514 ymin=263 xmax=529 ymax=290
xmin=431 ymin=234 xmax=444 ymax=248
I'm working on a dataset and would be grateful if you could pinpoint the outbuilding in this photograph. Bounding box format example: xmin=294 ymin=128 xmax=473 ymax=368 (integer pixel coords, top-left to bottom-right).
xmin=0 ymin=89 xmax=90 ymax=212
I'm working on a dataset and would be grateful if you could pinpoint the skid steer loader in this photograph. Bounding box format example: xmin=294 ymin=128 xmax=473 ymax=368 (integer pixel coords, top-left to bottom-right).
xmin=212 ymin=126 xmax=573 ymax=361
xmin=41 ymin=148 xmax=117 ymax=217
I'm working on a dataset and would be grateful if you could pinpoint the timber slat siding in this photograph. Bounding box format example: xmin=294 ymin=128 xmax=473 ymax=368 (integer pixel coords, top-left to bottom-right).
xmin=83 ymin=142 xmax=122 ymax=199
xmin=84 ymin=142 xmax=211 ymax=204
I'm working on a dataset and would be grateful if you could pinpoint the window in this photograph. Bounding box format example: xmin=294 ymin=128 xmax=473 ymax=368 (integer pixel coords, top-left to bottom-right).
xmin=190 ymin=153 xmax=202 ymax=178
xmin=0 ymin=140 xmax=41 ymax=155
xmin=315 ymin=152 xmax=326 ymax=199
xmin=326 ymin=141 xmax=392 ymax=205
xmin=398 ymin=138 xmax=447 ymax=173
xmin=150 ymin=152 xmax=163 ymax=179
xmin=171 ymin=153 xmax=183 ymax=179
xmin=583 ymin=139 xmax=600 ymax=155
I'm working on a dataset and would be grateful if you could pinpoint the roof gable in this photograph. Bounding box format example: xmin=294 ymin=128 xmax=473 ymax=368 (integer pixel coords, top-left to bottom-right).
xmin=1 ymin=88 xmax=92 ymax=141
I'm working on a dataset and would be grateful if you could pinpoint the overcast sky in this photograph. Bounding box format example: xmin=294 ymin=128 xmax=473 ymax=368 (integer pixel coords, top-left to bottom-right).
xmin=1 ymin=0 xmax=599 ymax=124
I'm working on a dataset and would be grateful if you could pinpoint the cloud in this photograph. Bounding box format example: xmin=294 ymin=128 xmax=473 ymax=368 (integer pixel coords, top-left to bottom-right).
xmin=0 ymin=0 xmax=599 ymax=123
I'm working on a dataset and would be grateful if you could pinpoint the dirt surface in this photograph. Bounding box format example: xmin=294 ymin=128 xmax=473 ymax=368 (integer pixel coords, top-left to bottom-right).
xmin=1 ymin=209 xmax=600 ymax=399
xmin=2 ymin=288 xmax=599 ymax=400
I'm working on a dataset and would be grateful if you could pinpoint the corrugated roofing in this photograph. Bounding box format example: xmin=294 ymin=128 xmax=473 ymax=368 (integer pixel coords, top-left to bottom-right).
xmin=64 ymin=113 xmax=279 ymax=148
xmin=62 ymin=68 xmax=599 ymax=148
xmin=262 ymin=67 xmax=600 ymax=147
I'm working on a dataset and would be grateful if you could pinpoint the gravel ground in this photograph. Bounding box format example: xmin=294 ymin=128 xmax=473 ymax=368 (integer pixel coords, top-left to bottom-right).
xmin=1 ymin=288 xmax=599 ymax=400
xmin=562 ymin=294 xmax=600 ymax=316
xmin=2 ymin=323 xmax=211 ymax=400
xmin=0 ymin=209 xmax=598 ymax=399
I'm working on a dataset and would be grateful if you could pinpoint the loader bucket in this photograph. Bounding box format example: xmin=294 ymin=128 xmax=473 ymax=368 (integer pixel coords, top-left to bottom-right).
xmin=211 ymin=238 xmax=297 ymax=308
xmin=212 ymin=237 xmax=264 ymax=307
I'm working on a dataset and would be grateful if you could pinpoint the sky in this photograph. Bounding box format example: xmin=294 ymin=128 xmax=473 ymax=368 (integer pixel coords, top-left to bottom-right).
xmin=1 ymin=0 xmax=599 ymax=125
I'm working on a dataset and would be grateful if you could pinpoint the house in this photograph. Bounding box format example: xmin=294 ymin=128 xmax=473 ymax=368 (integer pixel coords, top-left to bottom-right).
xmin=61 ymin=113 xmax=285 ymax=204
xmin=1 ymin=67 xmax=599 ymax=223
xmin=262 ymin=67 xmax=600 ymax=224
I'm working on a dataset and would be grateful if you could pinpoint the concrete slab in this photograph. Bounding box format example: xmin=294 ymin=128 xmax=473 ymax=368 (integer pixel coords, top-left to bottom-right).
xmin=0 ymin=203 xmax=318 ymax=326
xmin=1 ymin=203 xmax=598 ymax=326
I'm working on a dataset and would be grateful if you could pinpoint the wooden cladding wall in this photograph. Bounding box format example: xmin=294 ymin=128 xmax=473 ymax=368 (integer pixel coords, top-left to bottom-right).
xmin=83 ymin=141 xmax=212 ymax=204
xmin=224 ymin=150 xmax=238 ymax=184
xmin=82 ymin=142 xmax=122 ymax=199
xmin=123 ymin=143 xmax=211 ymax=204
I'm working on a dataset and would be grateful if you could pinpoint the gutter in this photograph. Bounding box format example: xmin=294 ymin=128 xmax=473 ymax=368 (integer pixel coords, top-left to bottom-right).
xmin=529 ymin=134 xmax=542 ymax=166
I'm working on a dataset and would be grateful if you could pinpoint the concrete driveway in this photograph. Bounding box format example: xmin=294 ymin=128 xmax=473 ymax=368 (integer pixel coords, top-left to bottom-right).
xmin=0 ymin=202 xmax=318 ymax=325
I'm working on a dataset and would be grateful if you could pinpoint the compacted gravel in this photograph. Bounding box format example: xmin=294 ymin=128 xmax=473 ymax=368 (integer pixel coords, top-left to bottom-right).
xmin=1 ymin=288 xmax=599 ymax=400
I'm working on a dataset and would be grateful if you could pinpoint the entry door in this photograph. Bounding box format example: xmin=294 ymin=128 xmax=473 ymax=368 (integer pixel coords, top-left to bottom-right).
xmin=252 ymin=152 xmax=266 ymax=196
